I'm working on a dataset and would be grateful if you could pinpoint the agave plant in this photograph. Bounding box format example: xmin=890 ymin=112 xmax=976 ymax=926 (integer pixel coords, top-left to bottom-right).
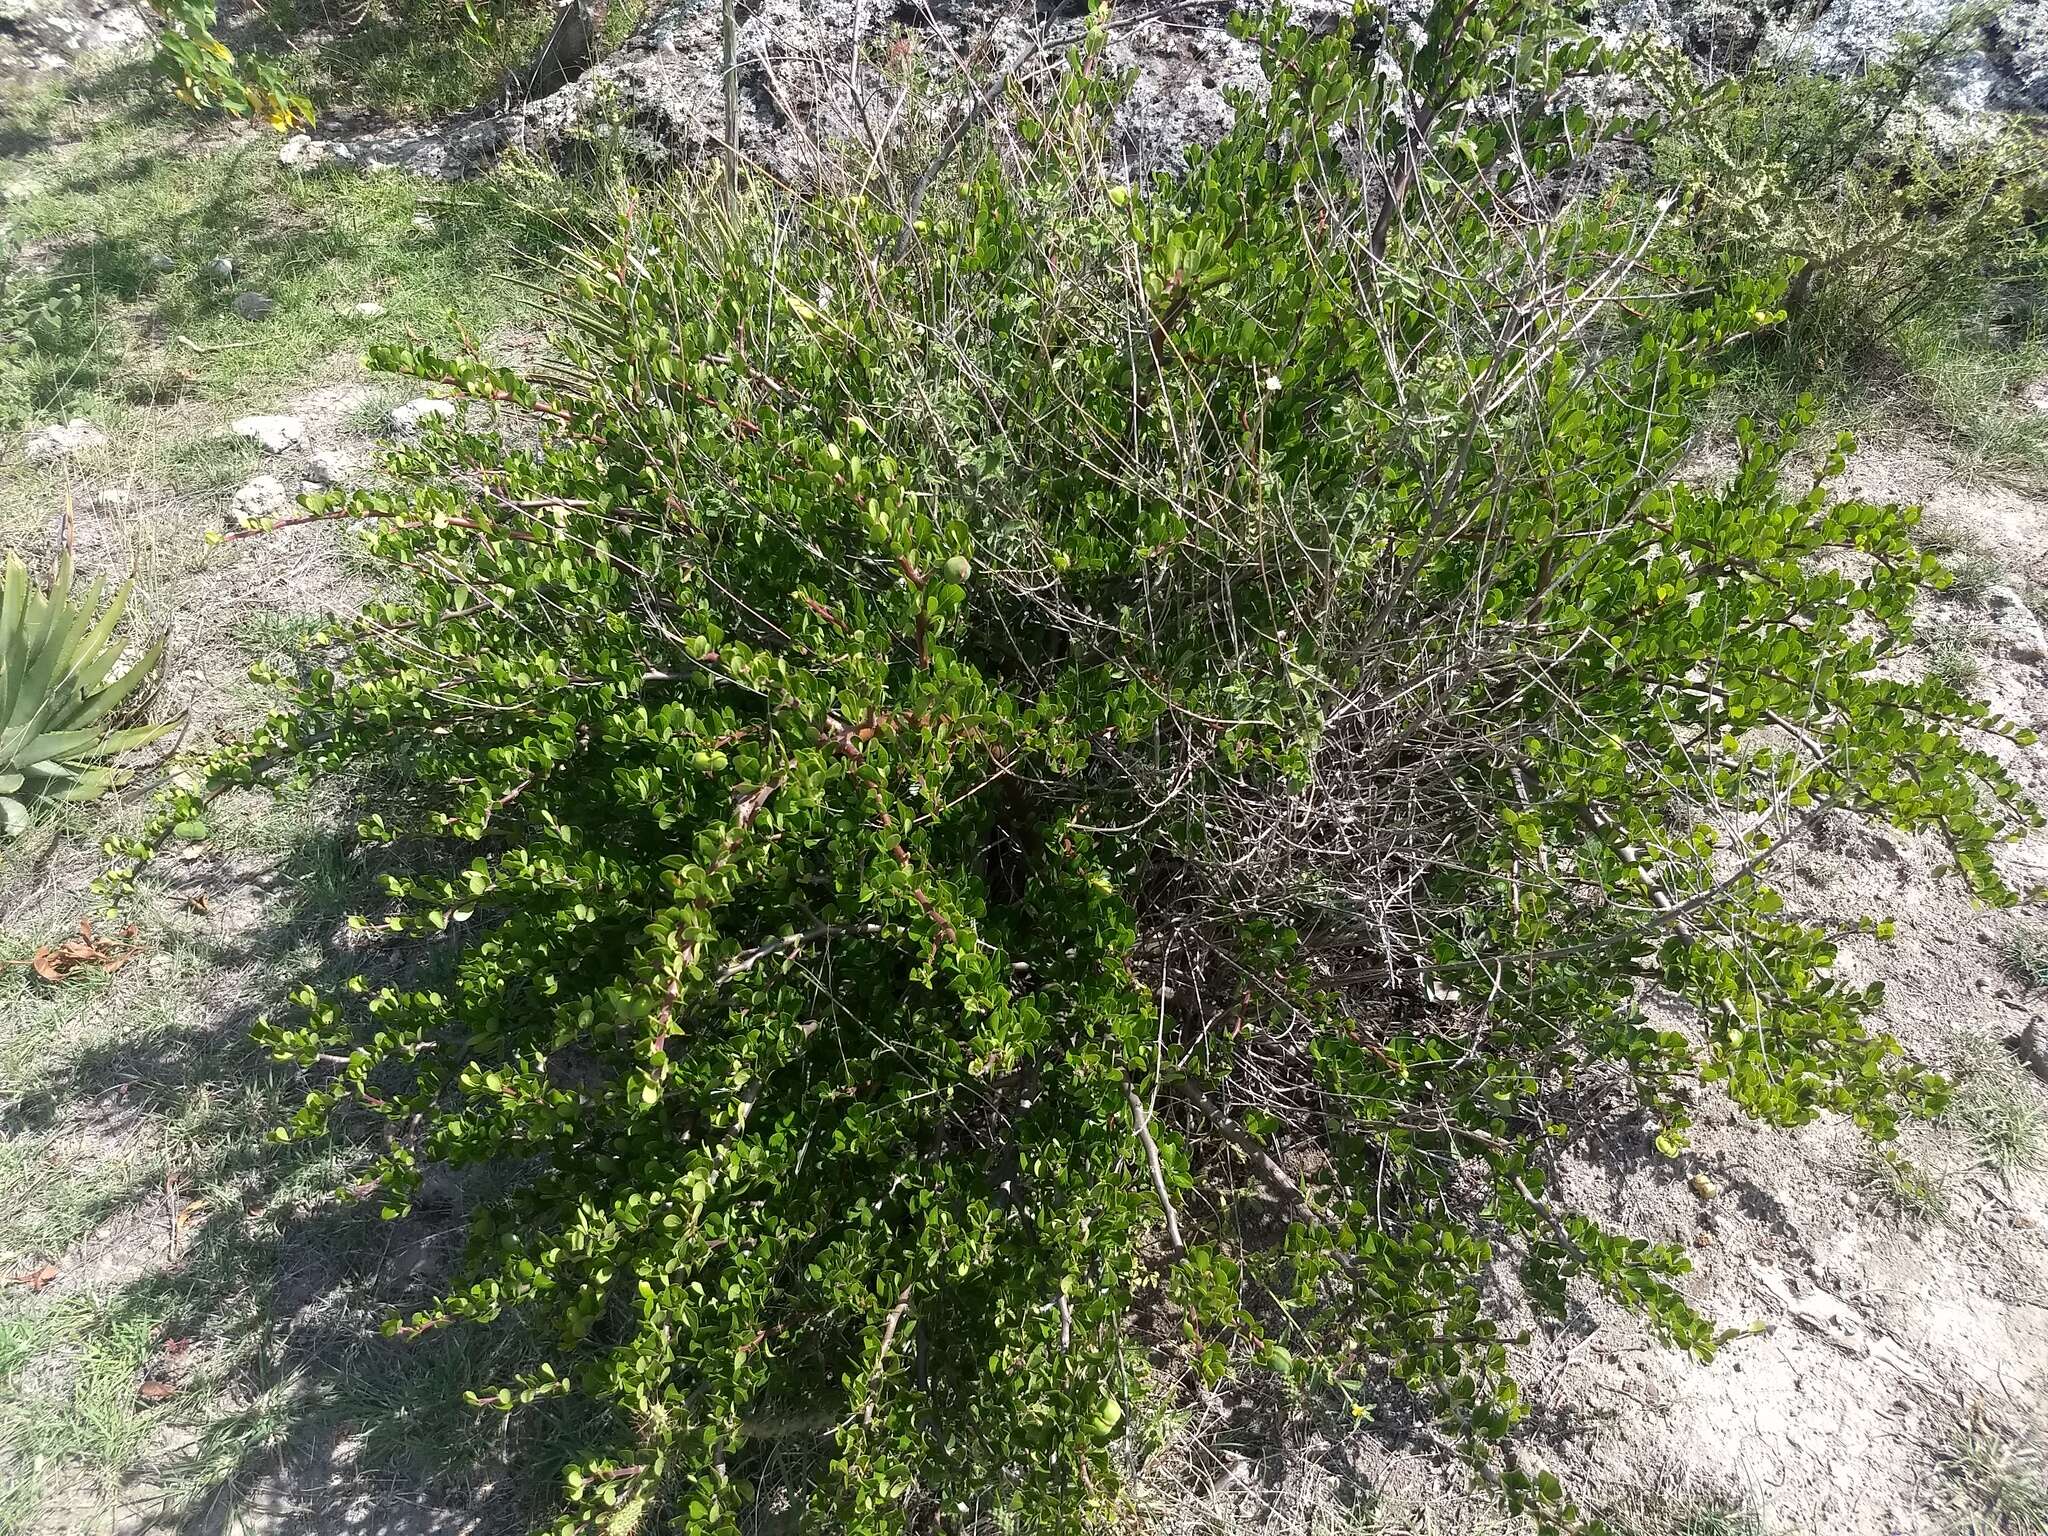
xmin=0 ymin=549 xmax=171 ymax=836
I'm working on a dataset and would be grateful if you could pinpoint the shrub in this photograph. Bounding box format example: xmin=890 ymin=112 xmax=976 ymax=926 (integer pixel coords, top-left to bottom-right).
xmin=1653 ymin=19 xmax=2040 ymax=369
xmin=2 ymin=550 xmax=172 ymax=837
xmin=114 ymin=5 xmax=2039 ymax=1531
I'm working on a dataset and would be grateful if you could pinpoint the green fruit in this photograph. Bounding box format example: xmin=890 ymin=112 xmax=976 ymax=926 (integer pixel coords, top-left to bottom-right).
xmin=1086 ymin=1393 xmax=1122 ymax=1439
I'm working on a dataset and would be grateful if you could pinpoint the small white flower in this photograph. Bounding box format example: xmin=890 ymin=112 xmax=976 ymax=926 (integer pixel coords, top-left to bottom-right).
xmin=1265 ymin=375 xmax=1282 ymax=392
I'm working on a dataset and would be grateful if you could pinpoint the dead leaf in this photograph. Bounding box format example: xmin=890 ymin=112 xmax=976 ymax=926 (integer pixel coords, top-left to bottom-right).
xmin=136 ymin=1379 xmax=178 ymax=1403
xmin=183 ymin=893 xmax=210 ymax=915
xmin=17 ymin=918 xmax=141 ymax=983
xmin=9 ymin=1264 xmax=57 ymax=1292
xmin=161 ymin=1337 xmax=192 ymax=1361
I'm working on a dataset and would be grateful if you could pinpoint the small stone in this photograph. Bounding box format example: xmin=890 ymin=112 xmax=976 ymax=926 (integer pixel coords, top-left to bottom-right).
xmin=231 ymin=475 xmax=291 ymax=525
xmin=231 ymin=291 xmax=276 ymax=322
xmin=25 ymin=417 xmax=109 ymax=463
xmin=411 ymin=213 xmax=436 ymax=233
xmin=204 ymin=256 xmax=234 ymax=282
xmin=1689 ymin=1174 xmax=1721 ymax=1201
xmin=389 ymin=397 xmax=457 ymax=432
xmin=231 ymin=414 xmax=305 ymax=453
xmin=303 ymin=449 xmax=357 ymax=488
xmin=351 ymin=301 xmax=386 ymax=319
xmin=94 ymin=487 xmax=133 ymax=512
xmin=147 ymin=253 xmax=176 ymax=273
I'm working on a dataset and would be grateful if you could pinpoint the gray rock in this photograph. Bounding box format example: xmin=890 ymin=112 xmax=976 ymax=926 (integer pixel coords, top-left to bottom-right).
xmin=351 ymin=301 xmax=387 ymax=319
xmin=94 ymin=486 xmax=133 ymax=511
xmin=204 ymin=255 xmax=234 ymax=282
xmin=25 ymin=417 xmax=109 ymax=463
xmin=147 ymin=252 xmax=176 ymax=273
xmin=231 ymin=414 xmax=306 ymax=453
xmin=390 ymin=397 xmax=458 ymax=432
xmin=1983 ymin=585 xmax=2047 ymax=664
xmin=303 ymin=449 xmax=359 ymax=487
xmin=1618 ymin=0 xmax=2045 ymax=114
xmin=278 ymin=133 xmax=330 ymax=169
xmin=496 ymin=0 xmax=1351 ymax=184
xmin=511 ymin=0 xmax=2033 ymax=187
xmin=231 ymin=475 xmax=292 ymax=525
xmin=231 ymin=290 xmax=277 ymax=321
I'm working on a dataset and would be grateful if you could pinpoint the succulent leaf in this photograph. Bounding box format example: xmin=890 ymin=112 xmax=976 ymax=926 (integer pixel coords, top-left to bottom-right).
xmin=0 ymin=550 xmax=172 ymax=835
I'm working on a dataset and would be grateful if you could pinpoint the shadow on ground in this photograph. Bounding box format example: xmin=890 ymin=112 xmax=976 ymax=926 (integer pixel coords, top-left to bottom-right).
xmin=0 ymin=797 xmax=596 ymax=1536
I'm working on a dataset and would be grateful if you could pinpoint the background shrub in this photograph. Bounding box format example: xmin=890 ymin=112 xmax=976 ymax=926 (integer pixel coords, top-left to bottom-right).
xmin=111 ymin=5 xmax=2040 ymax=1532
xmin=1653 ymin=19 xmax=2041 ymax=370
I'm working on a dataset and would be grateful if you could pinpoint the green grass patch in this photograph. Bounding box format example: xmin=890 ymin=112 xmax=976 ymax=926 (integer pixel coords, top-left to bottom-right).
xmin=0 ymin=1295 xmax=161 ymax=1532
xmin=251 ymin=0 xmax=650 ymax=122
xmin=0 ymin=63 xmax=561 ymax=437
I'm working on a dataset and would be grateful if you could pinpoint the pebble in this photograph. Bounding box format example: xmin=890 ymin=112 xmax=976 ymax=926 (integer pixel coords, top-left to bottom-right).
xmin=1689 ymin=1173 xmax=1722 ymax=1200
xmin=94 ymin=486 xmax=133 ymax=511
xmin=204 ymin=255 xmax=234 ymax=282
xmin=24 ymin=417 xmax=109 ymax=463
xmin=390 ymin=397 xmax=457 ymax=432
xmin=231 ymin=475 xmax=291 ymax=525
xmin=351 ymin=301 xmax=386 ymax=319
xmin=232 ymin=291 xmax=277 ymax=322
xmin=147 ymin=253 xmax=177 ymax=273
xmin=231 ymin=414 xmax=305 ymax=453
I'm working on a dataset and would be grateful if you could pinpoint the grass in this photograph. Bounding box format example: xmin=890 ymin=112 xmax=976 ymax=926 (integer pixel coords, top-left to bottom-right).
xmin=0 ymin=1295 xmax=162 ymax=1533
xmin=1944 ymin=1034 xmax=2047 ymax=1175
xmin=0 ymin=61 xmax=567 ymax=443
xmin=232 ymin=608 xmax=332 ymax=662
xmin=1940 ymin=1425 xmax=2048 ymax=1536
xmin=1604 ymin=1494 xmax=1766 ymax=1536
xmin=1859 ymin=1142 xmax=1950 ymax=1220
xmin=1998 ymin=925 xmax=2048 ymax=993
xmin=251 ymin=0 xmax=652 ymax=121
xmin=0 ymin=39 xmax=596 ymax=1532
xmin=1896 ymin=283 xmax=2048 ymax=480
xmin=0 ymin=794 xmax=557 ymax=1532
xmin=1928 ymin=637 xmax=1985 ymax=693
xmin=1697 ymin=272 xmax=2048 ymax=486
xmin=1942 ymin=552 xmax=2006 ymax=604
